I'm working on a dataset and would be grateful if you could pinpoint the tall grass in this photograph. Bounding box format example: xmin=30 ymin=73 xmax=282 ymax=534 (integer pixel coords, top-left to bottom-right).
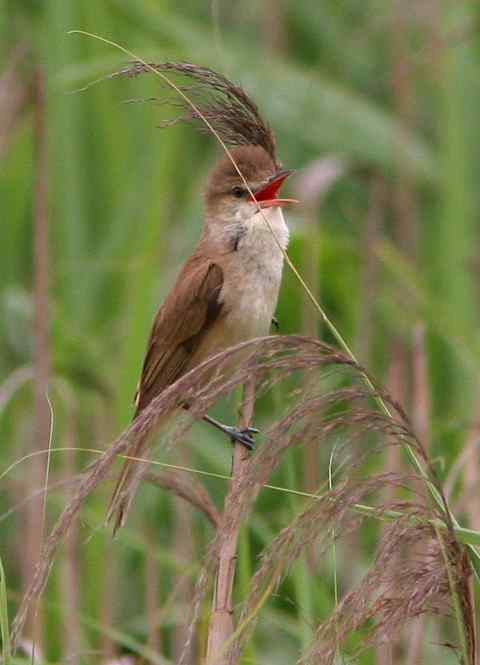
xmin=2 ymin=1 xmax=480 ymax=663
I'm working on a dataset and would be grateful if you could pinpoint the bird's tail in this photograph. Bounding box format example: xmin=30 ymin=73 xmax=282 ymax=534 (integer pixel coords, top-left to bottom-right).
xmin=106 ymin=433 xmax=148 ymax=536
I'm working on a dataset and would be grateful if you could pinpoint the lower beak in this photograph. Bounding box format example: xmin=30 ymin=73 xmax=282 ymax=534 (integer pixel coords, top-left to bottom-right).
xmin=250 ymin=169 xmax=298 ymax=208
xmin=257 ymin=198 xmax=298 ymax=209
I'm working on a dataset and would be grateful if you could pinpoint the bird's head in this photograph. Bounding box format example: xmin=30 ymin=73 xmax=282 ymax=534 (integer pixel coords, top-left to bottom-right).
xmin=204 ymin=145 xmax=295 ymax=223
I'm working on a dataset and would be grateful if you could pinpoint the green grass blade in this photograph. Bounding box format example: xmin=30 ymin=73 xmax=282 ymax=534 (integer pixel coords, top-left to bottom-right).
xmin=0 ymin=557 xmax=12 ymax=665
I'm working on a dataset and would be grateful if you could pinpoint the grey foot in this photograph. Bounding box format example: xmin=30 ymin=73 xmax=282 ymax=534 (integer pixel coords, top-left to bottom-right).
xmin=203 ymin=415 xmax=259 ymax=450
xmin=224 ymin=425 xmax=259 ymax=450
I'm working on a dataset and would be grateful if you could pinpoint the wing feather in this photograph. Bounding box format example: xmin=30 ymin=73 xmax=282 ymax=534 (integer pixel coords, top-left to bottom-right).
xmin=134 ymin=260 xmax=224 ymax=414
xmin=108 ymin=256 xmax=224 ymax=533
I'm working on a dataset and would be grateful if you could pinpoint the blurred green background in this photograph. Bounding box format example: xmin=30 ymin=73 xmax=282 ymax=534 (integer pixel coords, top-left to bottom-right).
xmin=2 ymin=1 xmax=480 ymax=663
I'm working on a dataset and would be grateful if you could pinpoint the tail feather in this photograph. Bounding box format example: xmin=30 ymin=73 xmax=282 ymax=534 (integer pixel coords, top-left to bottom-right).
xmin=107 ymin=410 xmax=172 ymax=534
xmin=106 ymin=434 xmax=148 ymax=535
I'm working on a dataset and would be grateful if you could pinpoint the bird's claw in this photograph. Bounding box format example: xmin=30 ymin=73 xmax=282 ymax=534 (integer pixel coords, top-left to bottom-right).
xmin=225 ymin=426 xmax=259 ymax=450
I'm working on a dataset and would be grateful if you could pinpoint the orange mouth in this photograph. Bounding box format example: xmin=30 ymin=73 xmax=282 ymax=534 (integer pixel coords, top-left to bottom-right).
xmin=250 ymin=170 xmax=298 ymax=209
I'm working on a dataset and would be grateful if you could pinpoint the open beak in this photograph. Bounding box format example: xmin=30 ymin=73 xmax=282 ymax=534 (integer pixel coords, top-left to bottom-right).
xmin=250 ymin=169 xmax=298 ymax=209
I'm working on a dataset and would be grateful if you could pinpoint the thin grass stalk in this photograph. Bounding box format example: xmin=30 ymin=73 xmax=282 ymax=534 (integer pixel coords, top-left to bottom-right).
xmin=407 ymin=322 xmax=432 ymax=664
xmin=99 ymin=541 xmax=118 ymax=663
xmin=382 ymin=346 xmax=407 ymax=660
xmin=432 ymin=523 xmax=474 ymax=665
xmin=328 ymin=446 xmax=340 ymax=663
xmin=261 ymin=0 xmax=286 ymax=57
xmin=378 ymin=353 xmax=408 ymax=659
xmin=172 ymin=462 xmax=196 ymax=664
xmin=411 ymin=323 xmax=431 ymax=450
xmin=237 ymin=528 xmax=254 ymax=665
xmin=284 ymin=450 xmax=313 ymax=651
xmin=205 ymin=378 xmax=255 ymax=665
xmin=355 ymin=175 xmax=384 ymax=364
xmin=387 ymin=0 xmax=416 ymax=496
xmin=60 ymin=404 xmax=83 ymax=664
xmin=25 ymin=64 xmax=50 ymax=650
xmin=144 ymin=523 xmax=162 ymax=655
xmin=0 ymin=557 xmax=12 ymax=665
xmin=458 ymin=405 xmax=480 ymax=662
xmin=384 ymin=344 xmax=407 ymax=503
xmin=0 ymin=43 xmax=29 ymax=159
xmin=93 ymin=407 xmax=118 ymax=663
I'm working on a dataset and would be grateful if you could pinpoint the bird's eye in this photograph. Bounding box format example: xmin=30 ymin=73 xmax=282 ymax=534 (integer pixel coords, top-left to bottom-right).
xmin=231 ymin=186 xmax=246 ymax=199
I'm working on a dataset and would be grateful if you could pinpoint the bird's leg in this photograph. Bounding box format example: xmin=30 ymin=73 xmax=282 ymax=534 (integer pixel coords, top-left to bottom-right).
xmin=203 ymin=414 xmax=259 ymax=450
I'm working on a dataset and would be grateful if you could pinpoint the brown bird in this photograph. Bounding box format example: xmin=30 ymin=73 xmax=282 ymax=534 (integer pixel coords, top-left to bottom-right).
xmin=107 ymin=62 xmax=296 ymax=532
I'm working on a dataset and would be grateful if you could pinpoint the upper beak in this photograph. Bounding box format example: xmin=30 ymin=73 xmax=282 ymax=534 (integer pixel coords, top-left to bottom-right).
xmin=250 ymin=169 xmax=298 ymax=209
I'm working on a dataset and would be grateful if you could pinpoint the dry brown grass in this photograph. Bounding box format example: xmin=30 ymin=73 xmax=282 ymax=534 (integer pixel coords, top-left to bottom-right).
xmin=10 ymin=335 xmax=475 ymax=664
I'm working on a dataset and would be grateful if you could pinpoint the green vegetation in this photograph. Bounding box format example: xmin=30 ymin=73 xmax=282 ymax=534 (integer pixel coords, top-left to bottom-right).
xmin=2 ymin=1 xmax=480 ymax=663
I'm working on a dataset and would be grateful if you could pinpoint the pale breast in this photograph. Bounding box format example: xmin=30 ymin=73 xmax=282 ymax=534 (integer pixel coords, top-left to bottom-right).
xmin=184 ymin=208 xmax=289 ymax=384
xmin=221 ymin=207 xmax=289 ymax=342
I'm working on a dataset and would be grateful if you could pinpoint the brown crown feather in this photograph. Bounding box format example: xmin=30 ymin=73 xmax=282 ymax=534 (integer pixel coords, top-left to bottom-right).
xmin=112 ymin=61 xmax=278 ymax=165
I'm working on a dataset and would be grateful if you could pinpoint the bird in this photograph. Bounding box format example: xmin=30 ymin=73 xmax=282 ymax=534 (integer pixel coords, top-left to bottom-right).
xmin=107 ymin=62 xmax=297 ymax=533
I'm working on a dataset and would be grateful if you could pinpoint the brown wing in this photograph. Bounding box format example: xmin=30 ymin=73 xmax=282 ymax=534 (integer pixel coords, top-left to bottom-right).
xmin=134 ymin=259 xmax=224 ymax=415
xmin=108 ymin=257 xmax=224 ymax=533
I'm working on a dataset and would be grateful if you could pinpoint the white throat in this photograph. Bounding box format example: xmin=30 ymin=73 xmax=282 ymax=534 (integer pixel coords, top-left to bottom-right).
xmin=218 ymin=205 xmax=289 ymax=341
xmin=235 ymin=205 xmax=289 ymax=275
xmin=247 ymin=206 xmax=289 ymax=250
